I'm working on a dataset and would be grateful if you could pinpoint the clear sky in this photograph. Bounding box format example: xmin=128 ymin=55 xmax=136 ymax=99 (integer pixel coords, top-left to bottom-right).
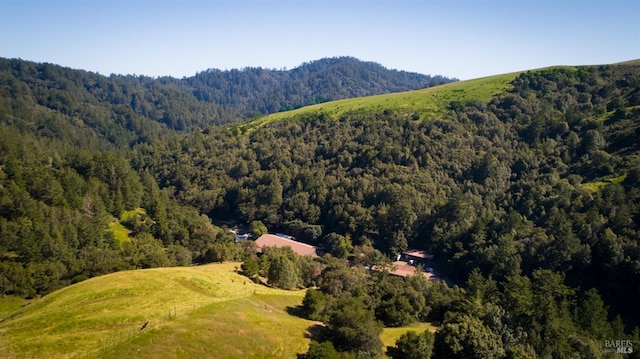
xmin=1 ymin=0 xmax=638 ymax=80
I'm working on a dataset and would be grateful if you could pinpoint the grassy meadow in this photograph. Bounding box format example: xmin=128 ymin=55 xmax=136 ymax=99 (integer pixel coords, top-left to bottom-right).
xmin=0 ymin=263 xmax=310 ymax=358
xmin=380 ymin=322 xmax=436 ymax=348
xmin=230 ymin=71 xmax=519 ymax=134
xmin=0 ymin=296 xmax=28 ymax=321
xmin=0 ymin=263 xmax=432 ymax=358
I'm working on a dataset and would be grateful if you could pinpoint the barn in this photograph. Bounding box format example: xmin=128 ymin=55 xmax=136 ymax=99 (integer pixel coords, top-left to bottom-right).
xmin=254 ymin=234 xmax=321 ymax=258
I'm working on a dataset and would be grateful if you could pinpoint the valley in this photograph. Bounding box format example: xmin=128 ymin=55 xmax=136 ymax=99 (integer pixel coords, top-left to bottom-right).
xmin=1 ymin=57 xmax=639 ymax=357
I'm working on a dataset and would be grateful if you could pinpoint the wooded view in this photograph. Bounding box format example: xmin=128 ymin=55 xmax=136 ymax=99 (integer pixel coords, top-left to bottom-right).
xmin=1 ymin=57 xmax=639 ymax=358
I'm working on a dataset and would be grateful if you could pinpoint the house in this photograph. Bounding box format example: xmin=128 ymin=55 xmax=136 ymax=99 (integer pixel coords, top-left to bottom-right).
xmin=371 ymin=261 xmax=440 ymax=281
xmin=370 ymin=248 xmax=440 ymax=281
xmin=254 ymin=234 xmax=321 ymax=258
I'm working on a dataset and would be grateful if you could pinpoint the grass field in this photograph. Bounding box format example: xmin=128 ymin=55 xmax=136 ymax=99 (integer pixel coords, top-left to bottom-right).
xmin=0 ymin=296 xmax=28 ymax=321
xmin=97 ymin=294 xmax=315 ymax=359
xmin=229 ymin=71 xmax=520 ymax=134
xmin=0 ymin=263 xmax=433 ymax=358
xmin=581 ymin=173 xmax=628 ymax=193
xmin=380 ymin=322 xmax=436 ymax=348
xmin=0 ymin=263 xmax=310 ymax=358
xmin=108 ymin=208 xmax=149 ymax=246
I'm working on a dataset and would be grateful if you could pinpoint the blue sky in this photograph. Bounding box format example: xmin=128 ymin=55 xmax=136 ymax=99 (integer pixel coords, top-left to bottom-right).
xmin=1 ymin=0 xmax=638 ymax=80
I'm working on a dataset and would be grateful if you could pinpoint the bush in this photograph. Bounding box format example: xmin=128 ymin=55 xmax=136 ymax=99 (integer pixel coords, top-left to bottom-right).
xmin=389 ymin=330 xmax=434 ymax=359
xmin=301 ymin=289 xmax=327 ymax=321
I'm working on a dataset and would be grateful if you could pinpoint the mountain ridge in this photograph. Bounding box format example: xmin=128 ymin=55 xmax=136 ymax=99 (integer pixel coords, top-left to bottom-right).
xmin=0 ymin=56 xmax=456 ymax=134
xmin=155 ymin=56 xmax=457 ymax=115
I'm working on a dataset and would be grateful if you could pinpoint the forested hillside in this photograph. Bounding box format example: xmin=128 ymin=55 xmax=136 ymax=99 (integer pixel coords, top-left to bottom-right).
xmin=0 ymin=57 xmax=454 ymax=134
xmin=0 ymin=56 xmax=452 ymax=296
xmin=1 ymin=59 xmax=639 ymax=357
xmin=137 ymin=63 xmax=640 ymax=322
xmin=180 ymin=56 xmax=455 ymax=114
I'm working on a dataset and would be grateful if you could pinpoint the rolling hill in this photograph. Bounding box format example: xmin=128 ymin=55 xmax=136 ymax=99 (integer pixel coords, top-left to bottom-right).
xmin=180 ymin=56 xmax=456 ymax=115
xmin=0 ymin=262 xmax=431 ymax=358
xmin=0 ymin=263 xmax=312 ymax=358
xmin=0 ymin=57 xmax=456 ymax=137
xmin=229 ymin=71 xmax=518 ymax=134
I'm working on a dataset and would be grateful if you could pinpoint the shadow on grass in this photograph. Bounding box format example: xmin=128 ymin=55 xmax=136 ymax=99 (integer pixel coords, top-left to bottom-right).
xmin=284 ymin=305 xmax=327 ymax=341
xmin=285 ymin=305 xmax=305 ymax=318
xmin=304 ymin=324 xmax=327 ymax=341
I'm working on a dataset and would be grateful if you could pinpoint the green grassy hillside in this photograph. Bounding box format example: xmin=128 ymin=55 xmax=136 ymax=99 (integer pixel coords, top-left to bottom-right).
xmin=0 ymin=263 xmax=431 ymax=358
xmin=230 ymin=71 xmax=519 ymax=134
xmin=0 ymin=263 xmax=312 ymax=358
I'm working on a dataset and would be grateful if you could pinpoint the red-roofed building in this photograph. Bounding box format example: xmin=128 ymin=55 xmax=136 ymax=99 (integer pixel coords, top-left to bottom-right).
xmin=370 ymin=261 xmax=440 ymax=281
xmin=255 ymin=234 xmax=321 ymax=258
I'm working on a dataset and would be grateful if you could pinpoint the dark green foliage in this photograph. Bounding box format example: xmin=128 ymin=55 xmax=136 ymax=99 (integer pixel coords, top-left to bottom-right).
xmin=368 ymin=273 xmax=429 ymax=327
xmin=0 ymin=121 xmax=217 ymax=296
xmin=123 ymin=233 xmax=172 ymax=268
xmin=299 ymin=341 xmax=342 ymax=359
xmin=258 ymin=246 xmax=306 ymax=290
xmin=375 ymin=295 xmax=415 ymax=327
xmin=204 ymin=241 xmax=242 ymax=263
xmin=301 ymin=289 xmax=327 ymax=321
xmin=390 ymin=329 xmax=434 ymax=359
xmin=433 ymin=314 xmax=505 ymax=359
xmin=326 ymin=297 xmax=383 ymax=357
xmin=322 ymin=232 xmax=352 ymax=259
xmin=240 ymin=257 xmax=259 ymax=280
xmin=0 ymin=57 xmax=455 ymax=136
xmin=283 ymin=220 xmax=323 ymax=243
xmin=318 ymin=262 xmax=369 ymax=299
xmin=249 ymin=220 xmax=268 ymax=237
xmin=267 ymin=255 xmax=301 ymax=290
xmin=577 ymin=288 xmax=612 ymax=340
xmin=184 ymin=57 xmax=455 ymax=115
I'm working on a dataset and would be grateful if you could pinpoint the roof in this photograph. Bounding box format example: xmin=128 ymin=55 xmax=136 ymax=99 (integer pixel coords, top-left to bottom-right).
xmin=255 ymin=234 xmax=320 ymax=258
xmin=372 ymin=261 xmax=440 ymax=282
xmin=403 ymin=249 xmax=434 ymax=260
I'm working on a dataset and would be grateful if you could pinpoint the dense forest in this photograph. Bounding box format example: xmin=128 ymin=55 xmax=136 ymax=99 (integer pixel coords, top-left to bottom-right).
xmin=0 ymin=57 xmax=454 ymax=133
xmin=1 ymin=57 xmax=639 ymax=358
xmin=0 ymin=56 xmax=453 ymax=296
xmin=180 ymin=57 xmax=455 ymax=114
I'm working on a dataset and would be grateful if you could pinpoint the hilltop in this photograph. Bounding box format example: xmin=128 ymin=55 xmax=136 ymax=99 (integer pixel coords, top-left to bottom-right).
xmin=179 ymin=56 xmax=456 ymax=115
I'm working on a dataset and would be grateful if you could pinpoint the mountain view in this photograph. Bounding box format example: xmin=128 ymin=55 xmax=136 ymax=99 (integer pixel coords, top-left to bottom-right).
xmin=1 ymin=56 xmax=639 ymax=358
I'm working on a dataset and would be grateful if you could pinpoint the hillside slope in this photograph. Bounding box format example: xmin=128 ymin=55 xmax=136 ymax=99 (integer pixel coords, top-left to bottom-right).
xmin=0 ymin=57 xmax=455 ymax=136
xmin=1 ymin=60 xmax=639 ymax=357
xmin=0 ymin=263 xmax=313 ymax=358
xmin=180 ymin=56 xmax=456 ymax=114
xmin=231 ymin=71 xmax=517 ymax=133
